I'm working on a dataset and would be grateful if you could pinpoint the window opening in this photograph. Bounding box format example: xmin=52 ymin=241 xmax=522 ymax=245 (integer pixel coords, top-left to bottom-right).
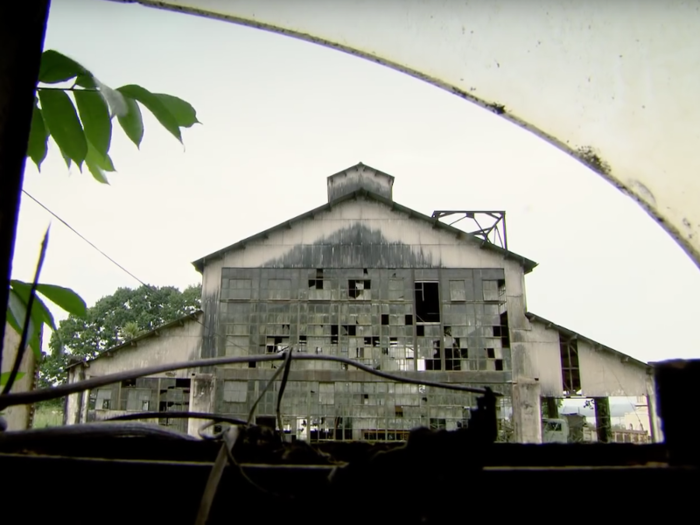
xmin=415 ymin=282 xmax=440 ymax=322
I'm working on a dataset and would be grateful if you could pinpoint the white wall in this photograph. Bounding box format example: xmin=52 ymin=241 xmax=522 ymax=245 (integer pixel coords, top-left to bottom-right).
xmin=204 ymin=197 xmax=528 ymax=274
xmin=578 ymin=339 xmax=650 ymax=397
xmin=1 ymin=322 xmax=37 ymax=430
xmin=65 ymin=316 xmax=203 ymax=425
xmin=514 ymin=320 xmax=563 ymax=397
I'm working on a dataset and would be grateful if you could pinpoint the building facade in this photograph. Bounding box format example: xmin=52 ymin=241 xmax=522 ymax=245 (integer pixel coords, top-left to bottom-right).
xmin=66 ymin=163 xmax=661 ymax=443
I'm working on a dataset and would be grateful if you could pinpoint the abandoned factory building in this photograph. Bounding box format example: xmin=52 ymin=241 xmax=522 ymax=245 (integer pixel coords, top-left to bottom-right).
xmin=65 ymin=163 xmax=661 ymax=443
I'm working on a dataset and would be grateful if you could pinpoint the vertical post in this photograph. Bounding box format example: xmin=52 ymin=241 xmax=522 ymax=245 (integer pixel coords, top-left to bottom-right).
xmin=188 ymin=373 xmax=216 ymax=436
xmin=645 ymin=373 xmax=663 ymax=443
xmin=545 ymin=397 xmax=560 ymax=419
xmin=511 ymin=378 xmax=542 ymax=443
xmin=0 ymin=1 xmax=51 ymax=370
xmin=594 ymin=396 xmax=612 ymax=443
xmin=653 ymin=359 xmax=700 ymax=465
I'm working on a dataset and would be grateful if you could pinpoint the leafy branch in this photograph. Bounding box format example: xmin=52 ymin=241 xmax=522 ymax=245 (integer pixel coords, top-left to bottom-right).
xmin=27 ymin=50 xmax=200 ymax=184
xmin=3 ymin=50 xmax=201 ymax=392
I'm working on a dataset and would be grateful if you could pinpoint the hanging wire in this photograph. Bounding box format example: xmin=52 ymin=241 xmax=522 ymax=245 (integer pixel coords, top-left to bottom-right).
xmin=105 ymin=411 xmax=247 ymax=427
xmin=276 ymin=347 xmax=294 ymax=434
xmin=247 ymin=348 xmax=291 ymax=425
xmin=0 ymin=352 xmax=497 ymax=410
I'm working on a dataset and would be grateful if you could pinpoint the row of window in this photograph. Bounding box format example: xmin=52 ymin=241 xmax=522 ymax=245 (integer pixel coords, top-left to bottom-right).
xmin=222 ymin=277 xmax=506 ymax=305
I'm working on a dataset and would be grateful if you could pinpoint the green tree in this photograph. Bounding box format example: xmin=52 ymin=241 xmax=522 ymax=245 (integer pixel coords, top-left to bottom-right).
xmin=41 ymin=284 xmax=201 ymax=388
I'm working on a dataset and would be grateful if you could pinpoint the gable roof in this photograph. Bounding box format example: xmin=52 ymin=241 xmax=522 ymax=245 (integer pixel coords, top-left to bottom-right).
xmin=65 ymin=310 xmax=203 ymax=370
xmin=525 ymin=312 xmax=650 ymax=370
xmin=192 ymin=184 xmax=538 ymax=273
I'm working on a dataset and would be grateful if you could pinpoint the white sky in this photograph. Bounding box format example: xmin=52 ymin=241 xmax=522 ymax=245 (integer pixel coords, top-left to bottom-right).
xmin=12 ymin=0 xmax=700 ymax=367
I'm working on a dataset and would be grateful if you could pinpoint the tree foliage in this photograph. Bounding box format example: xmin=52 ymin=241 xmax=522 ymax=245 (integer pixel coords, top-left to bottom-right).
xmin=41 ymin=284 xmax=201 ymax=388
xmin=3 ymin=49 xmax=201 ymax=388
xmin=28 ymin=49 xmax=200 ymax=183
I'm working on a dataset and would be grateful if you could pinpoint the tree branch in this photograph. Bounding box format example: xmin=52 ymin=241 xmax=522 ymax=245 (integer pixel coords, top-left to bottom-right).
xmin=36 ymin=86 xmax=98 ymax=92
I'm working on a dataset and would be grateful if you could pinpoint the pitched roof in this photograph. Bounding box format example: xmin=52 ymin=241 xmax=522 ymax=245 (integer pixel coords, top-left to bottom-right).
xmin=525 ymin=312 xmax=650 ymax=370
xmin=191 ymin=179 xmax=538 ymax=273
xmin=65 ymin=310 xmax=203 ymax=370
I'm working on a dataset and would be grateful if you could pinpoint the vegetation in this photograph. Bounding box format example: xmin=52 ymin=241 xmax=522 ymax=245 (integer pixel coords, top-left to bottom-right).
xmin=3 ymin=49 xmax=200 ymax=396
xmin=41 ymin=284 xmax=201 ymax=388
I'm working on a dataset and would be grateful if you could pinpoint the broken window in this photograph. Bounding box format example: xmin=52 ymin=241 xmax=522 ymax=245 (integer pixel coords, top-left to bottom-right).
xmin=414 ymin=282 xmax=440 ymax=323
xmin=560 ymin=335 xmax=582 ymax=395
xmin=364 ymin=336 xmax=380 ymax=347
xmin=430 ymin=418 xmax=447 ymax=430
xmin=266 ymin=335 xmax=289 ymax=353
xmin=444 ymin=328 xmax=468 ymax=370
xmin=395 ymin=406 xmax=404 ymax=417
xmin=341 ymin=324 xmax=357 ymax=336
xmin=381 ymin=314 xmax=389 ymax=325
xmin=308 ymin=269 xmax=324 ymax=290
xmin=95 ymin=389 xmax=112 ymax=410
xmin=334 ymin=417 xmax=352 ymax=440
xmin=493 ymin=311 xmax=510 ymax=347
xmin=298 ymin=335 xmax=307 ymax=352
xmin=349 ymin=279 xmax=371 ymax=299
xmin=405 ymin=314 xmax=413 ymax=326
xmin=424 ymin=339 xmax=442 ymax=370
xmin=331 ymin=325 xmax=339 ymax=344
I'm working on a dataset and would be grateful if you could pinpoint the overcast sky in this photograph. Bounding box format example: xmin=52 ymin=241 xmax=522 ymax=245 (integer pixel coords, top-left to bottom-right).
xmin=12 ymin=0 xmax=700 ymax=372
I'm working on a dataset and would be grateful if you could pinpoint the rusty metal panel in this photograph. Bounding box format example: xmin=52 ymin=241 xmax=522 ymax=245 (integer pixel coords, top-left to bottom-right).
xmin=118 ymin=0 xmax=700 ymax=267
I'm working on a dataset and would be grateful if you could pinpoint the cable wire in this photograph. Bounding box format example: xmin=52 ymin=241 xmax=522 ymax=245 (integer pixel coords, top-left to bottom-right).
xmin=0 ymin=353 xmax=499 ymax=409
xmin=22 ymin=190 xmax=149 ymax=287
xmin=247 ymin=351 xmax=290 ymax=425
xmin=276 ymin=347 xmax=294 ymax=433
xmin=105 ymin=411 xmax=247 ymax=427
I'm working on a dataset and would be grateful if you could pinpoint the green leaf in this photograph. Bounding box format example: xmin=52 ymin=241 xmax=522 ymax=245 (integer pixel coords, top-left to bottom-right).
xmin=117 ymin=95 xmax=144 ymax=147
xmin=75 ymin=74 xmax=96 ymax=88
xmin=0 ymin=372 xmax=26 ymax=387
xmin=27 ymin=100 xmax=49 ymax=170
xmin=93 ymin=78 xmax=128 ymax=118
xmin=38 ymin=50 xmax=87 ymax=84
xmin=38 ymin=89 xmax=87 ymax=169
xmin=86 ymin=141 xmax=115 ymax=171
xmin=7 ymin=289 xmax=40 ymax=358
xmin=155 ymin=93 xmax=200 ymax=128
xmin=117 ymin=85 xmax=182 ymax=143
xmin=85 ymin=142 xmax=111 ymax=184
xmin=86 ymin=161 xmax=109 ymax=184
xmin=61 ymin=149 xmax=72 ymax=170
xmin=10 ymin=280 xmax=56 ymax=331
xmin=36 ymin=284 xmax=87 ymax=317
xmin=74 ymin=90 xmax=111 ymax=159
